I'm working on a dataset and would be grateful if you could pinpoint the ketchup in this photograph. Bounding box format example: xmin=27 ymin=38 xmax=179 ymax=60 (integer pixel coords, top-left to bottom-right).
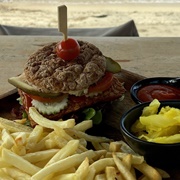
xmin=137 ymin=84 xmax=180 ymax=102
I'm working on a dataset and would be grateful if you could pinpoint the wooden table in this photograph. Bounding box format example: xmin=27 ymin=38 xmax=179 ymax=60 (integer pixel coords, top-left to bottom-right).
xmin=0 ymin=36 xmax=180 ymax=179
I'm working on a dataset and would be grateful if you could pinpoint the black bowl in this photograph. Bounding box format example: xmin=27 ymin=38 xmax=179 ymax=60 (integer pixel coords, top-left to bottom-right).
xmin=120 ymin=100 xmax=180 ymax=169
xmin=130 ymin=77 xmax=179 ymax=104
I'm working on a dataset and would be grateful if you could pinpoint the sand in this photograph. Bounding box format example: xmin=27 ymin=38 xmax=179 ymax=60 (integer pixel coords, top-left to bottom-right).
xmin=0 ymin=2 xmax=180 ymax=37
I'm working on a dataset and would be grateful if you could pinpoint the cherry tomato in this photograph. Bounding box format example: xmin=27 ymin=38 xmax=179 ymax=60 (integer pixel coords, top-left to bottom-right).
xmin=88 ymin=72 xmax=113 ymax=93
xmin=56 ymin=38 xmax=80 ymax=61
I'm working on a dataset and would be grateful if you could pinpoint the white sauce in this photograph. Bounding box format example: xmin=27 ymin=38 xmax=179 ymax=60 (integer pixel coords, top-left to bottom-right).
xmin=31 ymin=96 xmax=68 ymax=115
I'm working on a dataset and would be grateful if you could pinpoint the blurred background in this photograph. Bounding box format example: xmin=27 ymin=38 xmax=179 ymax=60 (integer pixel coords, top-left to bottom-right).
xmin=0 ymin=0 xmax=180 ymax=37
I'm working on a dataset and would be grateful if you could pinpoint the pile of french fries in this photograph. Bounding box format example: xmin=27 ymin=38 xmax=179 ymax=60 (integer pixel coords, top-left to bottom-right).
xmin=0 ymin=107 xmax=169 ymax=180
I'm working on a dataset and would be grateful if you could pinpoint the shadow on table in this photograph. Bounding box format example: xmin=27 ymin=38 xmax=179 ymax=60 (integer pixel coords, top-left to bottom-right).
xmin=0 ymin=20 xmax=139 ymax=37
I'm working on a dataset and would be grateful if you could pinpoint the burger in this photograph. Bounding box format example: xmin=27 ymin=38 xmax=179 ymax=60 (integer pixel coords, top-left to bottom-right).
xmin=8 ymin=39 xmax=125 ymax=127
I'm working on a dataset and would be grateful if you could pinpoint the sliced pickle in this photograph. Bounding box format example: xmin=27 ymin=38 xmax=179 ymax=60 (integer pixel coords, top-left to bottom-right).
xmin=8 ymin=75 xmax=61 ymax=98
xmin=105 ymin=57 xmax=121 ymax=73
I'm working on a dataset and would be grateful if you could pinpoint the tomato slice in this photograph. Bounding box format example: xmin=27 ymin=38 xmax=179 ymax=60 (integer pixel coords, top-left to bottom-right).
xmin=88 ymin=72 xmax=113 ymax=93
xmin=21 ymin=91 xmax=32 ymax=111
xmin=56 ymin=38 xmax=80 ymax=61
xmin=20 ymin=90 xmax=67 ymax=111
xmin=28 ymin=94 xmax=66 ymax=103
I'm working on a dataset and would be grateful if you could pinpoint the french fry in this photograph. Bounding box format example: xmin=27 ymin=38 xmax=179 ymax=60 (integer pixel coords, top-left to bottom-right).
xmin=11 ymin=143 xmax=26 ymax=156
xmin=14 ymin=118 xmax=27 ymax=124
xmin=95 ymin=174 xmax=106 ymax=180
xmin=53 ymin=173 xmax=78 ymax=180
xmin=79 ymin=138 xmax=87 ymax=147
xmin=52 ymin=126 xmax=72 ymax=140
xmin=14 ymin=132 xmax=29 ymax=146
xmin=22 ymin=149 xmax=59 ymax=163
xmin=2 ymin=148 xmax=41 ymax=176
xmin=0 ymin=109 xmax=168 ymax=179
xmin=31 ymin=150 xmax=96 ymax=179
xmin=0 ymin=169 xmax=14 ymax=180
xmin=53 ymin=167 xmax=76 ymax=178
xmin=73 ymin=120 xmax=93 ymax=131
xmin=75 ymin=157 xmax=90 ymax=179
xmin=46 ymin=139 xmax=79 ymax=166
xmin=29 ymin=107 xmax=75 ymax=129
xmin=130 ymin=167 xmax=136 ymax=179
xmin=122 ymin=154 xmax=137 ymax=179
xmin=156 ymin=168 xmax=170 ymax=178
xmin=1 ymin=129 xmax=15 ymax=149
xmin=92 ymin=141 xmax=104 ymax=150
xmin=122 ymin=154 xmax=132 ymax=170
xmin=134 ymin=162 xmax=162 ymax=180
xmin=48 ymin=132 xmax=68 ymax=149
xmin=138 ymin=175 xmax=148 ymax=180
xmin=118 ymin=141 xmax=137 ymax=155
xmin=53 ymin=126 xmax=76 ymax=144
xmin=0 ymin=117 xmax=33 ymax=132
xmin=28 ymin=131 xmax=54 ymax=152
xmin=116 ymin=152 xmax=144 ymax=165
xmin=65 ymin=128 xmax=110 ymax=143
xmin=53 ymin=126 xmax=88 ymax=152
xmin=109 ymin=141 xmax=122 ymax=152
xmin=26 ymin=125 xmax=44 ymax=150
xmin=93 ymin=149 xmax=107 ymax=161
xmin=101 ymin=143 xmax=110 ymax=151
xmin=113 ymin=153 xmax=136 ymax=180
xmin=44 ymin=138 xmax=57 ymax=149
xmin=0 ymin=158 xmax=11 ymax=168
xmin=7 ymin=131 xmax=28 ymax=155
xmin=35 ymin=159 xmax=52 ymax=169
xmin=3 ymin=167 xmax=31 ymax=180
xmin=89 ymin=158 xmax=115 ymax=176
xmin=105 ymin=166 xmax=117 ymax=180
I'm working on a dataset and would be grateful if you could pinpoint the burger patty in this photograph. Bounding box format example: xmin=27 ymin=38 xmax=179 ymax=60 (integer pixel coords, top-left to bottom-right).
xmin=24 ymin=41 xmax=106 ymax=94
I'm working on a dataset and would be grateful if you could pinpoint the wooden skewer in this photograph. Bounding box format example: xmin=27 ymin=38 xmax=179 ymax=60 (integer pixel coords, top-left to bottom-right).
xmin=57 ymin=5 xmax=68 ymax=41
